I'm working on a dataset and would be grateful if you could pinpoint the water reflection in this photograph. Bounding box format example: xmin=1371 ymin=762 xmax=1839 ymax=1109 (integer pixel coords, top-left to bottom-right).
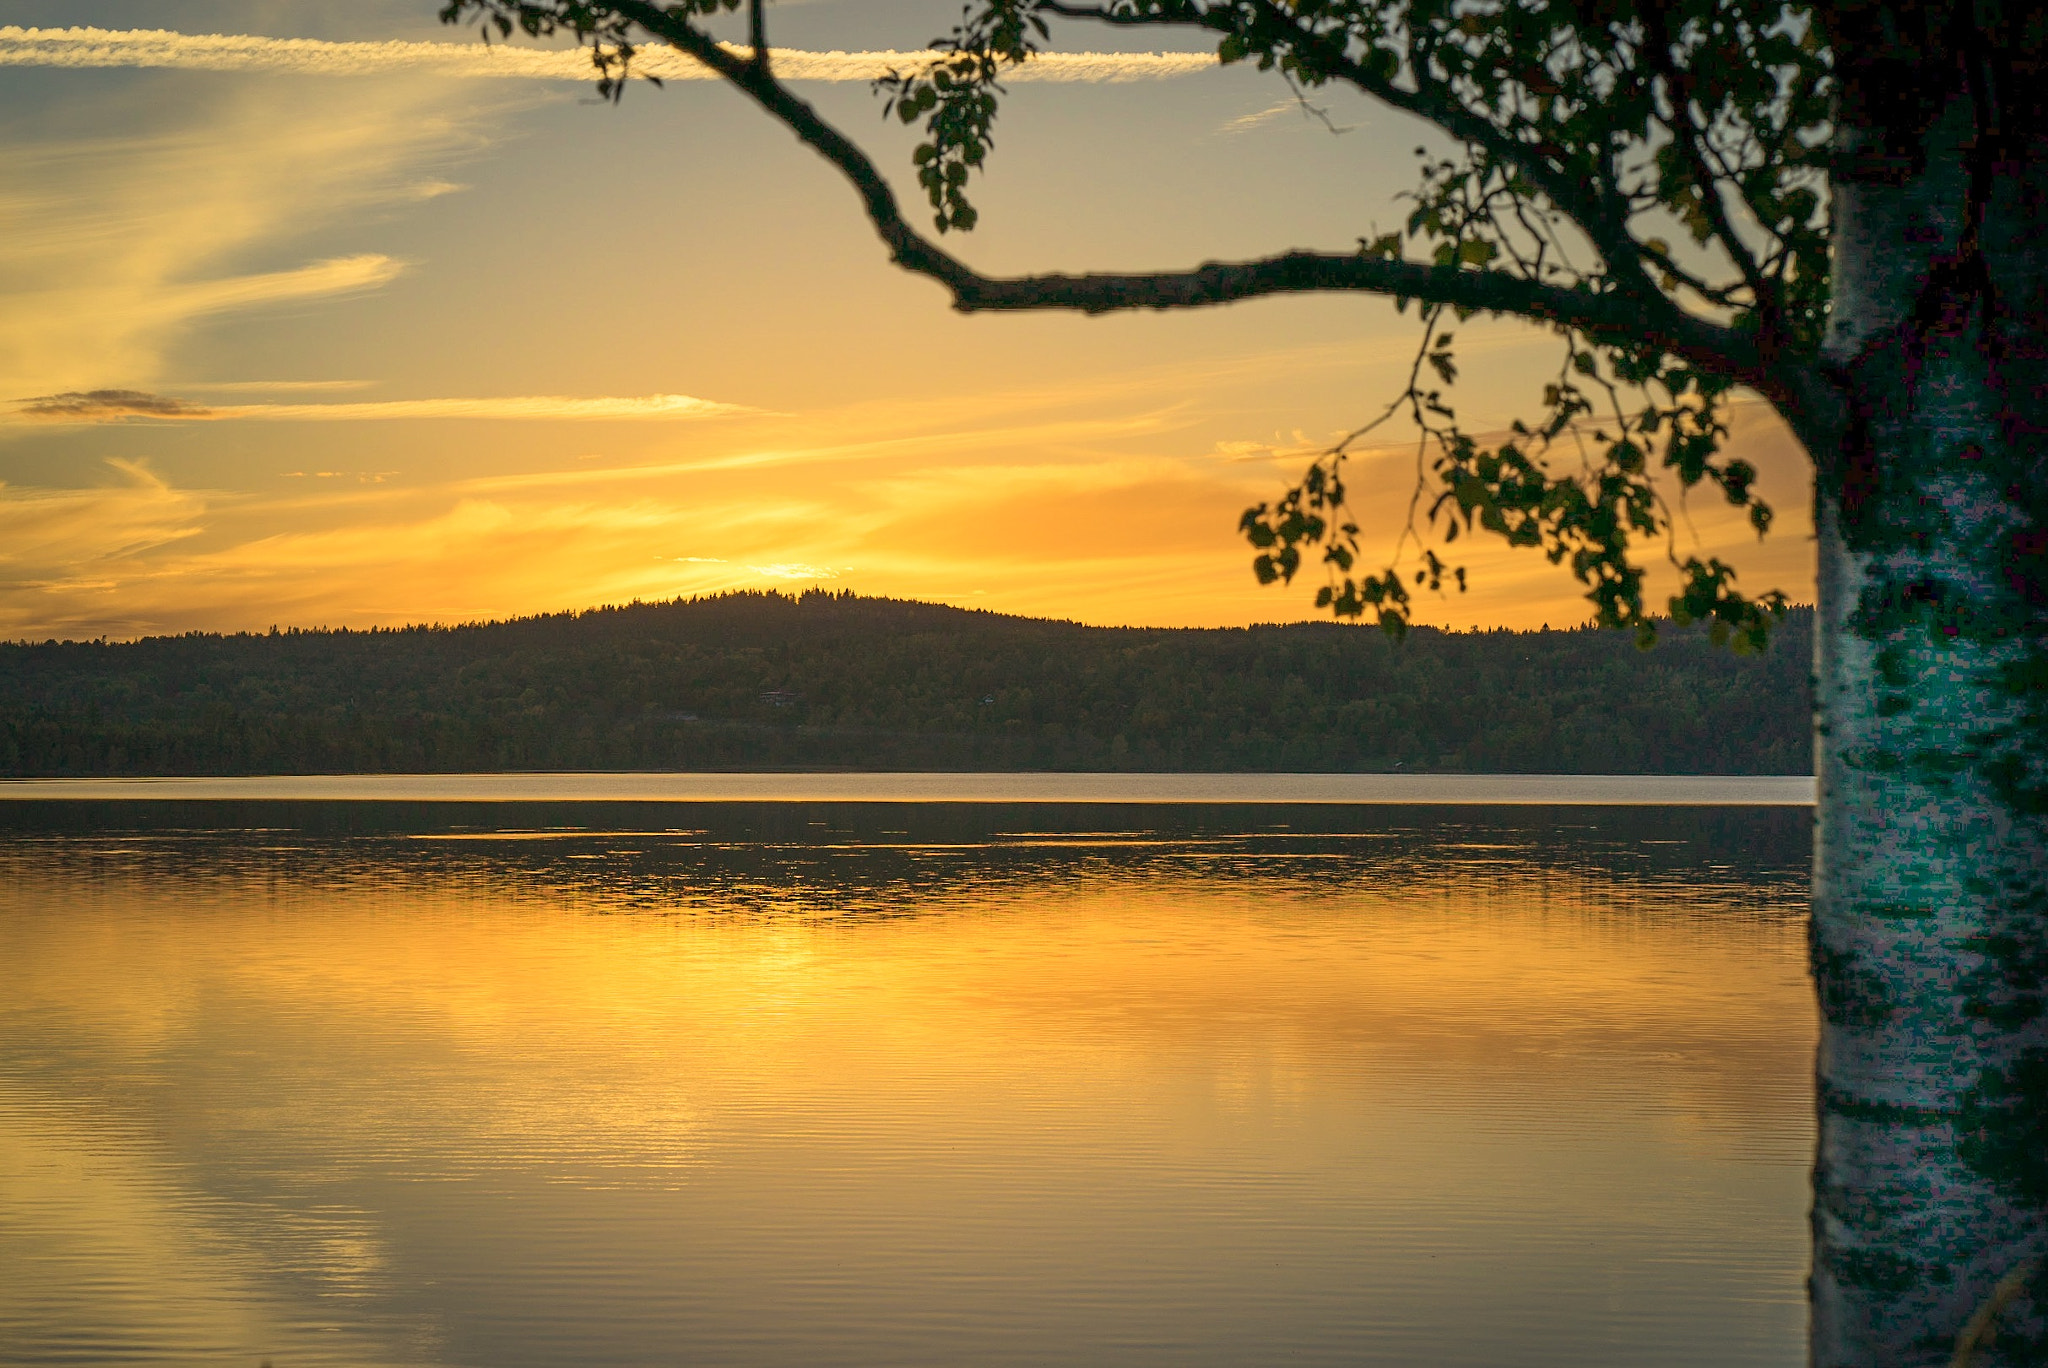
xmin=0 ymin=804 xmax=1811 ymax=1367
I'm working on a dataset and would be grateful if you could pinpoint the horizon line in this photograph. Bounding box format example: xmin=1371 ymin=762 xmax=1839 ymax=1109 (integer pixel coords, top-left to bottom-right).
xmin=2 ymin=586 xmax=1814 ymax=648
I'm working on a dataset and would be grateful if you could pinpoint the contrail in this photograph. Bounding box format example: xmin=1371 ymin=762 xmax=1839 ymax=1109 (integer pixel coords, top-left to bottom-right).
xmin=0 ymin=26 xmax=1216 ymax=83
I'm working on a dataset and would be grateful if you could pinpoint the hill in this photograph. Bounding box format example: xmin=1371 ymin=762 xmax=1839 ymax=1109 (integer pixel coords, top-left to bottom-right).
xmin=0 ymin=591 xmax=1813 ymax=776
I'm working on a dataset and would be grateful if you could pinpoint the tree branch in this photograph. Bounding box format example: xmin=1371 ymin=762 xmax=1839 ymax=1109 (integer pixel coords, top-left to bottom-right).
xmin=1039 ymin=2 xmax=1705 ymax=359
xmin=1634 ymin=0 xmax=1779 ymax=329
xmin=593 ymin=1 xmax=1789 ymax=397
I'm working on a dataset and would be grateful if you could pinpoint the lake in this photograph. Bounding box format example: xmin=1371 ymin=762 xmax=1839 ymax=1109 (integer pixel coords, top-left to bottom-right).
xmin=0 ymin=790 xmax=1815 ymax=1367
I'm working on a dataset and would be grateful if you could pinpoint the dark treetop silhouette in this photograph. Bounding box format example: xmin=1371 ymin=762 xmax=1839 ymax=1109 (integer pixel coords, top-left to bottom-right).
xmin=0 ymin=592 xmax=1812 ymax=776
xmin=436 ymin=3 xmax=2047 ymax=1363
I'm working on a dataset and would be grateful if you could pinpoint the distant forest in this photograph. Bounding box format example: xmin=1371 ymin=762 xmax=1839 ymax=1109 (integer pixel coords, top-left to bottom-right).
xmin=0 ymin=591 xmax=1814 ymax=776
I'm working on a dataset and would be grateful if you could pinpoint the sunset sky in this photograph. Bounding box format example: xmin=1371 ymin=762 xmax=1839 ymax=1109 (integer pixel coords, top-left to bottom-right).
xmin=0 ymin=0 xmax=1815 ymax=639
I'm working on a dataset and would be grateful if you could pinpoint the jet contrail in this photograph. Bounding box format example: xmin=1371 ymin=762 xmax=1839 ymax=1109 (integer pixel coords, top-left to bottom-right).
xmin=0 ymin=26 xmax=1217 ymax=83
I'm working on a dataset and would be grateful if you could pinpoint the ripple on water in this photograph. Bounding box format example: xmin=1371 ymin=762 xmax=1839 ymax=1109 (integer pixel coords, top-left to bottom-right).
xmin=0 ymin=801 xmax=1812 ymax=1367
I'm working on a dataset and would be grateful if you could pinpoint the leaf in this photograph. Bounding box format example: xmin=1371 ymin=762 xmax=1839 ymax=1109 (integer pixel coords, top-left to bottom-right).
xmin=1455 ymin=239 xmax=1497 ymax=267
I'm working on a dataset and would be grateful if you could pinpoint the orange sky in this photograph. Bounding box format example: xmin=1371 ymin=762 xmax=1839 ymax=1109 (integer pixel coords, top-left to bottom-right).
xmin=0 ymin=3 xmax=1816 ymax=639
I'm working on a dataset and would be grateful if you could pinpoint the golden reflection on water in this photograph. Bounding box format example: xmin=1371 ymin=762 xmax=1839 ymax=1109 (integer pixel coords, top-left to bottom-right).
xmin=0 ymin=807 xmax=1814 ymax=1368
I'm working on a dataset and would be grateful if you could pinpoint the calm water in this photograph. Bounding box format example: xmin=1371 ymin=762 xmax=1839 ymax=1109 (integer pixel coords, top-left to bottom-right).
xmin=0 ymin=772 xmax=1816 ymax=804
xmin=0 ymin=800 xmax=1815 ymax=1367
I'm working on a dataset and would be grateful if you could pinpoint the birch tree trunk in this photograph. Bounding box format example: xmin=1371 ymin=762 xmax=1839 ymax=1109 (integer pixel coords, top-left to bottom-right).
xmin=1810 ymin=53 xmax=2048 ymax=1368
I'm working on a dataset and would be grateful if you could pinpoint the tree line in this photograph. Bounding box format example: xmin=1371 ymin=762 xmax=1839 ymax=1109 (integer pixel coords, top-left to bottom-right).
xmin=0 ymin=590 xmax=1811 ymax=776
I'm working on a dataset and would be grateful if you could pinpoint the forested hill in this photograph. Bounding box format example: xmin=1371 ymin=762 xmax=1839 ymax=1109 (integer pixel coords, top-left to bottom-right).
xmin=0 ymin=591 xmax=1813 ymax=776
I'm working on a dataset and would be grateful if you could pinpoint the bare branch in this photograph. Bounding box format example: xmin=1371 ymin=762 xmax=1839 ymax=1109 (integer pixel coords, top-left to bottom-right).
xmin=747 ymin=0 xmax=767 ymax=71
xmin=1636 ymin=238 xmax=1745 ymax=308
xmin=1047 ymin=5 xmax=1618 ymax=254
xmin=1635 ymin=0 xmax=1779 ymax=327
xmin=1040 ymin=1 xmax=1692 ymax=361
xmin=597 ymin=1 xmax=1778 ymax=396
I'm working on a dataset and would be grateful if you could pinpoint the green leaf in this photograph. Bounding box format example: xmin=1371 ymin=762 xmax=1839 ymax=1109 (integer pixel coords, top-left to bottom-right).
xmin=1455 ymin=239 xmax=1497 ymax=267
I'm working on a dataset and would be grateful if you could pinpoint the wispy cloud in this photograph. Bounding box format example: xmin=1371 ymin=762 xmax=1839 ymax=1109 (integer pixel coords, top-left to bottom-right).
xmin=747 ymin=562 xmax=843 ymax=581
xmin=0 ymin=26 xmax=1216 ymax=84
xmin=281 ymin=471 xmax=400 ymax=484
xmin=0 ymin=460 xmax=208 ymax=591
xmin=162 ymin=253 xmax=405 ymax=316
xmin=7 ymin=390 xmax=751 ymax=424
xmin=182 ymin=379 xmax=377 ymax=393
xmin=1217 ymin=101 xmax=1299 ymax=135
xmin=0 ymin=398 xmax=1817 ymax=640
xmin=0 ymin=76 xmax=492 ymax=398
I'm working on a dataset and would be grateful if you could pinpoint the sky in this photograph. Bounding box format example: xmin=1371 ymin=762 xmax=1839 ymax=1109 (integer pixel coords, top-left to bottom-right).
xmin=0 ymin=0 xmax=1816 ymax=639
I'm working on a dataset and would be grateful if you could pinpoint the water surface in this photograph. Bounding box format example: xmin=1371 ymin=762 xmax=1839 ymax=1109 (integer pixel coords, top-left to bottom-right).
xmin=0 ymin=802 xmax=1814 ymax=1366
xmin=0 ymin=771 xmax=1816 ymax=805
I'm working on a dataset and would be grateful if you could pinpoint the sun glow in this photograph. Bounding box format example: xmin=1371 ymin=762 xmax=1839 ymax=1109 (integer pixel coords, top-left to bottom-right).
xmin=0 ymin=20 xmax=1815 ymax=640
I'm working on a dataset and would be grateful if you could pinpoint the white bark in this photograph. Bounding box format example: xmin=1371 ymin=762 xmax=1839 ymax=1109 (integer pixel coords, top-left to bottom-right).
xmin=1811 ymin=90 xmax=2048 ymax=1368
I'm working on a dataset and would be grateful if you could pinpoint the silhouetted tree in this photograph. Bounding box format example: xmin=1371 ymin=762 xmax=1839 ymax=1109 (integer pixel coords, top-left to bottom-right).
xmin=0 ymin=593 xmax=1813 ymax=775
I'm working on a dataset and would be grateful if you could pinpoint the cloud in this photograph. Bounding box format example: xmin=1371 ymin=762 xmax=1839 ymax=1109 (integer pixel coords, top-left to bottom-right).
xmin=1209 ymin=433 xmax=1335 ymax=464
xmin=0 ymin=69 xmax=499 ymax=398
xmin=6 ymin=391 xmax=750 ymax=424
xmin=0 ymin=26 xmax=1215 ymax=84
xmin=1217 ymin=101 xmax=1299 ymax=135
xmin=0 ymin=324 xmax=1816 ymax=640
xmin=746 ymin=562 xmax=843 ymax=580
xmin=220 ymin=393 xmax=751 ymax=421
xmin=182 ymin=380 xmax=377 ymax=393
xmin=12 ymin=390 xmax=214 ymax=421
xmin=161 ymin=253 xmax=405 ymax=317
xmin=0 ymin=400 xmax=1817 ymax=640
xmin=0 ymin=459 xmax=208 ymax=592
